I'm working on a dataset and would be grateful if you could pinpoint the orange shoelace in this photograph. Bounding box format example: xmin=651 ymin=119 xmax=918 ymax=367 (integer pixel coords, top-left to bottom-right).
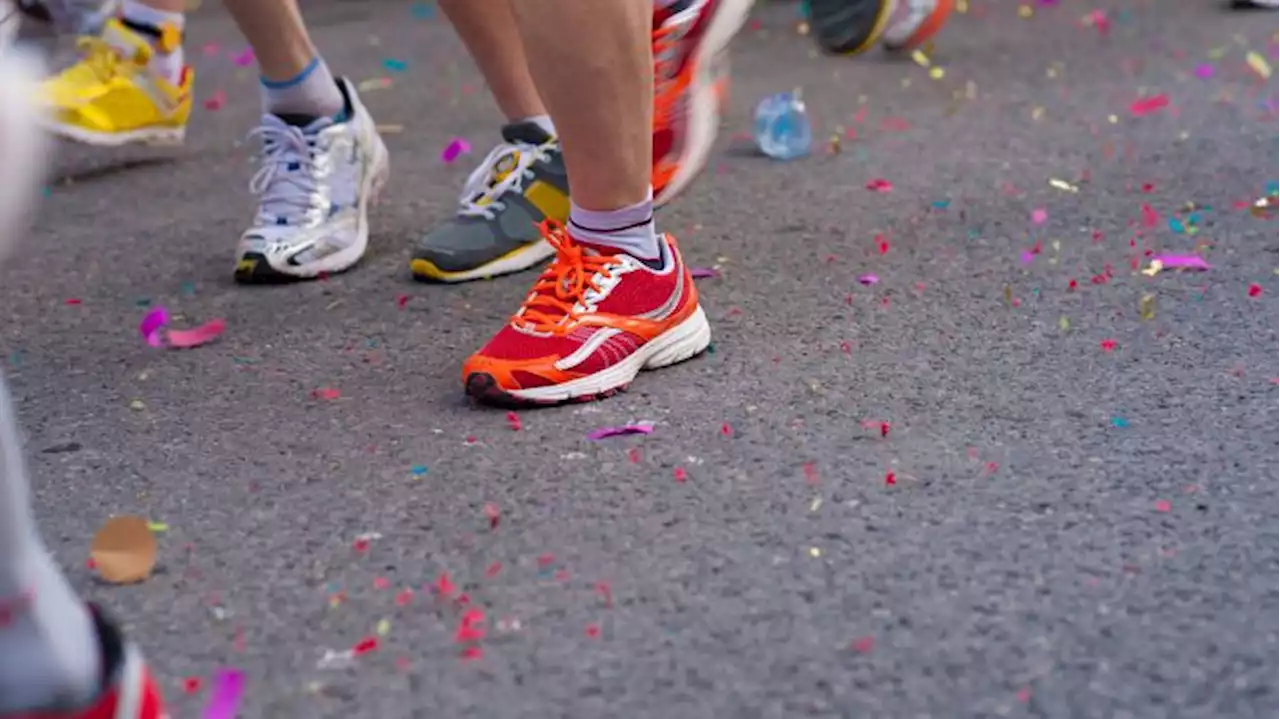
xmin=515 ymin=221 xmax=621 ymax=334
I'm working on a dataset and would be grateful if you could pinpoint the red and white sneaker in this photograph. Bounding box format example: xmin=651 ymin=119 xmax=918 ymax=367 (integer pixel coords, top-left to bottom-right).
xmin=881 ymin=0 xmax=953 ymax=52
xmin=13 ymin=606 xmax=167 ymax=719
xmin=651 ymin=0 xmax=754 ymax=206
xmin=462 ymin=221 xmax=711 ymax=405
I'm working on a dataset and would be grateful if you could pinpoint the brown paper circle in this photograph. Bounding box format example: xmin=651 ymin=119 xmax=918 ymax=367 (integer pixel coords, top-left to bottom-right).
xmin=90 ymin=515 xmax=156 ymax=584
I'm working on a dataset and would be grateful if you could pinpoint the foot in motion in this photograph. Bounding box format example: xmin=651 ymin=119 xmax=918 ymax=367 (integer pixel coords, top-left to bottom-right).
xmin=234 ymin=77 xmax=390 ymax=282
xmin=462 ymin=221 xmax=711 ymax=405
xmin=411 ymin=120 xmax=567 ymax=283
xmin=881 ymin=0 xmax=954 ymax=51
xmin=806 ymin=0 xmax=896 ymax=55
xmin=1231 ymin=0 xmax=1278 ymax=8
xmin=38 ymin=14 xmax=191 ymax=146
xmin=651 ymin=0 xmax=754 ymax=206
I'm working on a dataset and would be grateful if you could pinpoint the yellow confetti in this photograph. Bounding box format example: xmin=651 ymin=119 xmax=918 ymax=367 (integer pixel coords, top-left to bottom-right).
xmin=1058 ymin=316 xmax=1071 ymax=331
xmin=911 ymin=49 xmax=931 ymax=67
xmin=809 ymin=547 xmax=822 ymax=558
xmin=357 ymin=77 xmax=393 ymax=92
xmin=929 ymin=67 xmax=946 ymax=80
xmin=376 ymin=619 xmax=391 ymax=636
xmin=1246 ymin=51 xmax=1272 ymax=79
xmin=146 ymin=522 xmax=168 ymax=532
xmin=1018 ymin=4 xmax=1033 ymax=18
xmin=1049 ymin=178 xmax=1079 ymax=192
xmin=1139 ymin=293 xmax=1157 ymax=321
xmin=1004 ymin=285 xmax=1014 ymax=305
xmin=1142 ymin=259 xmax=1164 ymax=276
xmin=128 ymin=399 xmax=145 ymax=411
xmin=809 ymin=496 xmax=823 ymax=512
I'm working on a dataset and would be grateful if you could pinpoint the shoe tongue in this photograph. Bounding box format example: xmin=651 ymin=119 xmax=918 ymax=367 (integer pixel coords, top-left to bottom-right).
xmin=500 ymin=120 xmax=553 ymax=146
xmin=263 ymin=112 xmax=335 ymax=134
xmin=100 ymin=19 xmax=150 ymax=59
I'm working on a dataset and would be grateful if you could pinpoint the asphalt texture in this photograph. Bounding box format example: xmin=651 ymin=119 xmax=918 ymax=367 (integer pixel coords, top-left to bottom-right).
xmin=4 ymin=1 xmax=1278 ymax=717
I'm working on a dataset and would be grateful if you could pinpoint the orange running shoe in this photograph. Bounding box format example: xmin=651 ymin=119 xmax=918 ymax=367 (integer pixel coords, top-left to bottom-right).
xmin=462 ymin=221 xmax=711 ymax=405
xmin=881 ymin=0 xmax=954 ymax=52
xmin=14 ymin=606 xmax=169 ymax=719
xmin=651 ymin=0 xmax=753 ymax=206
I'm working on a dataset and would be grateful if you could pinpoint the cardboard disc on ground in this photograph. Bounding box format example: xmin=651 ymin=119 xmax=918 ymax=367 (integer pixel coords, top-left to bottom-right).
xmin=90 ymin=515 xmax=156 ymax=584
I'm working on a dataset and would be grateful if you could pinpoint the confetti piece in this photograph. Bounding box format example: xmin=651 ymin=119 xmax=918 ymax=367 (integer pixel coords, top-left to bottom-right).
xmin=689 ymin=267 xmax=720 ymax=279
xmin=440 ymin=137 xmax=471 ymax=164
xmin=1048 ymin=178 xmax=1078 ymax=192
xmin=851 ymin=636 xmax=875 ymax=654
xmin=201 ymin=669 xmax=245 ymax=719
xmin=90 ymin=515 xmax=156 ymax=584
xmin=381 ymin=58 xmax=408 ymax=73
xmin=1139 ymin=293 xmax=1156 ymax=320
xmin=1110 ymin=416 xmax=1130 ymax=428
xmin=147 ymin=521 xmax=168 ymax=532
xmin=884 ymin=471 xmax=896 ymax=485
xmin=865 ymin=178 xmax=893 ymax=192
xmin=1031 ymin=208 xmax=1048 ymax=224
xmin=587 ymin=423 xmax=653 ymax=440
xmin=1129 ymin=94 xmax=1170 ymax=117
xmin=1246 ymin=51 xmax=1271 ymax=79
xmin=202 ymin=90 xmax=226 ymax=111
xmin=857 ymin=274 xmax=879 ymax=285
xmin=138 ymin=307 xmax=169 ymax=347
xmin=1248 ymin=283 xmax=1263 ymax=297
xmin=506 ymin=411 xmax=522 ymax=431
xmin=167 ymin=319 xmax=226 ymax=349
xmin=1100 ymin=339 xmax=1118 ymax=352
xmin=1194 ymin=63 xmax=1215 ymax=79
xmin=312 ymin=388 xmax=342 ymax=400
xmin=184 ymin=676 xmax=203 ymax=694
xmin=673 ymin=467 xmax=688 ymax=482
xmin=230 ymin=48 xmax=254 ymax=66
xmin=1154 ymin=499 xmax=1172 ymax=513
xmin=1157 ymin=254 xmax=1213 ymax=271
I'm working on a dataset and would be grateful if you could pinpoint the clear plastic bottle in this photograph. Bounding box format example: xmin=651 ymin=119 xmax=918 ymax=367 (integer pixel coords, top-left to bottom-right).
xmin=753 ymin=90 xmax=813 ymax=161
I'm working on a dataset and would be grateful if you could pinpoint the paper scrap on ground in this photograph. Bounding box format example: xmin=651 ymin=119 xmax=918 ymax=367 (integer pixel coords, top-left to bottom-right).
xmin=689 ymin=267 xmax=720 ymax=279
xmin=90 ymin=515 xmax=156 ymax=584
xmin=1152 ymin=254 xmax=1211 ymax=270
xmin=587 ymin=423 xmax=654 ymax=440
xmin=138 ymin=307 xmax=226 ymax=349
xmin=202 ymin=668 xmax=246 ymax=719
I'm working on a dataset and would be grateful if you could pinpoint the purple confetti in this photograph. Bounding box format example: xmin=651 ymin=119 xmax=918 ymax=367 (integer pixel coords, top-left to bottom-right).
xmin=690 ymin=267 xmax=720 ymax=279
xmin=230 ymin=48 xmax=255 ymax=67
xmin=587 ymin=423 xmax=654 ymax=441
xmin=1194 ymin=63 xmax=1215 ymax=79
xmin=202 ymin=669 xmax=246 ymax=719
xmin=441 ymin=137 xmax=471 ymax=164
xmin=138 ymin=306 xmax=169 ymax=347
xmin=1154 ymin=254 xmax=1211 ymax=270
xmin=857 ymin=274 xmax=879 ymax=285
xmin=1020 ymin=251 xmax=1036 ymax=266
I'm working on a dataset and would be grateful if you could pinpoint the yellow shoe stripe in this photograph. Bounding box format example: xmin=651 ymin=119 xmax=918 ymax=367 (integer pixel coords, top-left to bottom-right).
xmin=523 ymin=180 xmax=570 ymax=222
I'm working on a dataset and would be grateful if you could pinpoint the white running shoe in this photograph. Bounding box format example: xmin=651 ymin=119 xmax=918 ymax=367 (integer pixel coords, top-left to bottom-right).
xmin=234 ymin=77 xmax=390 ymax=282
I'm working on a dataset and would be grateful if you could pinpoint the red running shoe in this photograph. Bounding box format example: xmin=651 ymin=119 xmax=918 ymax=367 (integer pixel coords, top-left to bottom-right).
xmin=13 ymin=607 xmax=168 ymax=719
xmin=462 ymin=221 xmax=711 ymax=405
xmin=651 ymin=0 xmax=754 ymax=206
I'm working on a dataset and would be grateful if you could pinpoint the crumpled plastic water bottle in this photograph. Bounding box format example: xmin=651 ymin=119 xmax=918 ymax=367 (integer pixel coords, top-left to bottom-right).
xmin=753 ymin=89 xmax=813 ymax=161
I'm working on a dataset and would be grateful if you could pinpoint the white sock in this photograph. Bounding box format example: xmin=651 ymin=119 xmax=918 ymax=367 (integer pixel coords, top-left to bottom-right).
xmin=0 ymin=375 xmax=100 ymax=714
xmin=518 ymin=114 xmax=556 ymax=138
xmin=260 ymin=57 xmax=346 ymax=121
xmin=119 ymin=0 xmax=185 ymax=85
xmin=568 ymin=187 xmax=662 ymax=261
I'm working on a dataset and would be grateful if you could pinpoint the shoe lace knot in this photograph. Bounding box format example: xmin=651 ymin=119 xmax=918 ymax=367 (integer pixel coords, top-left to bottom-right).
xmin=246 ymin=121 xmax=328 ymax=227
xmin=513 ymin=221 xmax=625 ymax=335
xmin=458 ymin=139 xmax=554 ymax=219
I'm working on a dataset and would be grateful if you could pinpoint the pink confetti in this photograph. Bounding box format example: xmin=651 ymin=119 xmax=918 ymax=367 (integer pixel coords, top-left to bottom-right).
xmin=203 ymin=90 xmax=226 ymax=111
xmin=138 ymin=307 xmax=169 ymax=347
xmin=1129 ymin=94 xmax=1169 ymax=117
xmin=587 ymin=423 xmax=653 ymax=440
xmin=312 ymin=388 xmax=342 ymax=400
xmin=441 ymin=137 xmax=471 ymax=164
xmin=857 ymin=274 xmax=879 ymax=285
xmin=1248 ymin=283 xmax=1263 ymax=297
xmin=1031 ymin=208 xmax=1048 ymax=225
xmin=167 ymin=319 xmax=226 ymax=349
xmin=865 ymin=178 xmax=893 ymax=192
xmin=1154 ymin=499 xmax=1172 ymax=513
xmin=201 ymin=668 xmax=245 ymax=719
xmin=689 ymin=267 xmax=720 ymax=279
xmin=1194 ymin=64 xmax=1214 ymax=79
xmin=1153 ymin=254 xmax=1211 ymax=270
xmin=230 ymin=48 xmax=255 ymax=67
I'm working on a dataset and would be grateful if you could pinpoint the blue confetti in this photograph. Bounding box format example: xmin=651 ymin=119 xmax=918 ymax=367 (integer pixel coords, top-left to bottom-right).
xmin=411 ymin=2 xmax=435 ymax=19
xmin=382 ymin=58 xmax=408 ymax=73
xmin=410 ymin=465 xmax=429 ymax=477
xmin=1110 ymin=416 xmax=1130 ymax=428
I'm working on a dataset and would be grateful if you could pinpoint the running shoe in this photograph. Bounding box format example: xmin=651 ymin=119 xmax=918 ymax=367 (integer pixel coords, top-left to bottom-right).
xmin=0 ymin=606 xmax=168 ymax=719
xmin=12 ymin=0 xmax=118 ymax=34
xmin=462 ymin=221 xmax=711 ymax=405
xmin=1231 ymin=0 xmax=1278 ymax=8
xmin=806 ymin=0 xmax=895 ymax=55
xmin=652 ymin=0 xmax=754 ymax=206
xmin=410 ymin=120 xmax=567 ymax=283
xmin=881 ymin=0 xmax=953 ymax=52
xmin=37 ymin=18 xmax=191 ymax=146
xmin=234 ymin=77 xmax=390 ymax=282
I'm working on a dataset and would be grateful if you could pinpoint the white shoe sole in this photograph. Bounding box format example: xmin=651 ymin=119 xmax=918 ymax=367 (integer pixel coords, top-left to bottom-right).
xmin=654 ymin=0 xmax=755 ymax=207
xmin=505 ymin=304 xmax=712 ymax=403
xmin=410 ymin=238 xmax=556 ymax=283
xmin=40 ymin=119 xmax=185 ymax=147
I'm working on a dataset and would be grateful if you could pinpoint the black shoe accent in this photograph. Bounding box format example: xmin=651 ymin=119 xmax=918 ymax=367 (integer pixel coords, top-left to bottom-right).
xmin=234 ymin=251 xmax=298 ymax=284
xmin=807 ymin=0 xmax=893 ymax=55
xmin=500 ymin=119 xmax=555 ymax=145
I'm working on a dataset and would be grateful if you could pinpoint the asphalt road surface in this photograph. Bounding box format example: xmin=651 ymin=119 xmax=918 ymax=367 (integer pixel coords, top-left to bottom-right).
xmin=5 ymin=1 xmax=1278 ymax=716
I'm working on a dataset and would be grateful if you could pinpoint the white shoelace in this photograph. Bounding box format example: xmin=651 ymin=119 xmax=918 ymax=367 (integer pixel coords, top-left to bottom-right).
xmin=457 ymin=140 xmax=553 ymax=219
xmin=247 ymin=122 xmax=326 ymax=227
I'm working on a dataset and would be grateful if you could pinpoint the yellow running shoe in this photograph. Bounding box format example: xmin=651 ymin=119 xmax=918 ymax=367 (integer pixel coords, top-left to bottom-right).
xmin=39 ymin=18 xmax=191 ymax=146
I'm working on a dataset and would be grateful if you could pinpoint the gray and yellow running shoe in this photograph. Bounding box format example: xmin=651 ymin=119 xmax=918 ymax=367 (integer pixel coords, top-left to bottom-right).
xmin=806 ymin=0 xmax=895 ymax=55
xmin=411 ymin=121 xmax=567 ymax=283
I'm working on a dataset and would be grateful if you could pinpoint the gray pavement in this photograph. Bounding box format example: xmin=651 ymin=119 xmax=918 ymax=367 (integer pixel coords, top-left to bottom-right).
xmin=4 ymin=0 xmax=1278 ymax=716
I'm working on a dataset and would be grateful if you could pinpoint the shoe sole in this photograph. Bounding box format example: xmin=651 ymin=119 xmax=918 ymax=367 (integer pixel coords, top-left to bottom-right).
xmin=410 ymin=238 xmax=555 ymax=283
xmin=809 ymin=0 xmax=896 ymax=55
xmin=883 ymin=0 xmax=953 ymax=51
xmin=466 ymin=304 xmax=712 ymax=406
xmin=653 ymin=0 xmax=755 ymax=207
xmin=235 ymin=121 xmax=391 ymax=283
xmin=39 ymin=120 xmax=185 ymax=147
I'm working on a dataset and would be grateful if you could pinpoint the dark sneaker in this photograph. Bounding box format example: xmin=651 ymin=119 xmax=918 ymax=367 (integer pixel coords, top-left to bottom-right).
xmin=411 ymin=121 xmax=567 ymax=283
xmin=807 ymin=0 xmax=895 ymax=55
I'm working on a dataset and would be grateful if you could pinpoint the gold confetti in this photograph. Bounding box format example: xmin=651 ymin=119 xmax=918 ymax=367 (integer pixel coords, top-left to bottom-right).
xmin=376 ymin=619 xmax=391 ymax=636
xmin=1058 ymin=316 xmax=1071 ymax=331
xmin=128 ymin=399 xmax=146 ymax=411
xmin=1142 ymin=259 xmax=1164 ymax=276
xmin=1049 ymin=178 xmax=1079 ymax=192
xmin=929 ymin=67 xmax=946 ymax=80
xmin=1246 ymin=52 xmax=1271 ymax=79
xmin=1004 ymin=285 xmax=1014 ymax=305
xmin=809 ymin=497 xmax=823 ymax=512
xmin=809 ymin=547 xmax=822 ymax=558
xmin=1107 ymin=114 xmax=1119 ymax=124
xmin=911 ymin=49 xmax=931 ymax=67
xmin=1139 ymin=293 xmax=1157 ymax=321
xmin=147 ymin=522 xmax=169 ymax=532
xmin=1032 ymin=106 xmax=1045 ymax=121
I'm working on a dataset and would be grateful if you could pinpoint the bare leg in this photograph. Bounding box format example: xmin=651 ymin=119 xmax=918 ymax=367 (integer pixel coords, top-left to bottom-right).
xmin=439 ymin=0 xmax=547 ymax=123
xmin=220 ymin=0 xmax=342 ymax=117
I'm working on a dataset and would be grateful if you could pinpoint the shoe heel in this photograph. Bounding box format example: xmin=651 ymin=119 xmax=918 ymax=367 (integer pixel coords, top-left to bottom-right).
xmin=643 ymin=305 xmax=712 ymax=370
